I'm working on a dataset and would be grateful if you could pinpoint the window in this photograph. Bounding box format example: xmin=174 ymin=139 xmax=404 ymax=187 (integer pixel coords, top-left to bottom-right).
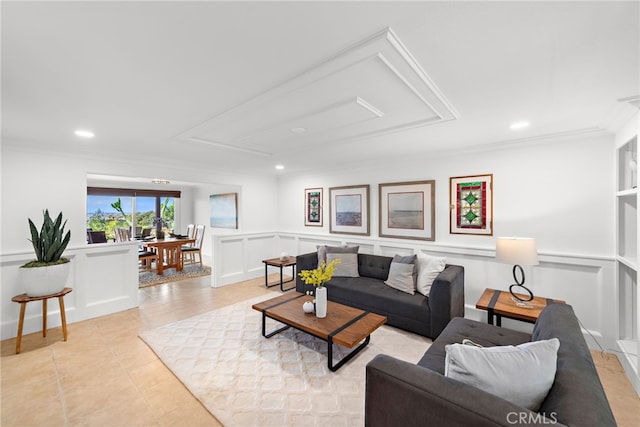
xmin=87 ymin=187 xmax=180 ymax=241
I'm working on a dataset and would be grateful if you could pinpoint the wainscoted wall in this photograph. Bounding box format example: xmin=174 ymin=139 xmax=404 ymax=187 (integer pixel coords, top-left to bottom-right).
xmin=212 ymin=231 xmax=617 ymax=349
xmin=0 ymin=241 xmax=139 ymax=340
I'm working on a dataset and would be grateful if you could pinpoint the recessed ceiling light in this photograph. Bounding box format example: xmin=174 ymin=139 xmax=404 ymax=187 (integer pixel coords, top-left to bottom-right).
xmin=290 ymin=127 xmax=306 ymax=134
xmin=509 ymin=121 xmax=530 ymax=130
xmin=151 ymin=179 xmax=170 ymax=184
xmin=275 ymin=165 xmax=285 ymax=170
xmin=74 ymin=129 xmax=95 ymax=138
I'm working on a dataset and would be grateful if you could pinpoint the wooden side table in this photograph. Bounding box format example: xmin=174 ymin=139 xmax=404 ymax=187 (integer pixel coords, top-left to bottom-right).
xmin=475 ymin=288 xmax=565 ymax=326
xmin=262 ymin=257 xmax=297 ymax=292
xmin=11 ymin=287 xmax=72 ymax=354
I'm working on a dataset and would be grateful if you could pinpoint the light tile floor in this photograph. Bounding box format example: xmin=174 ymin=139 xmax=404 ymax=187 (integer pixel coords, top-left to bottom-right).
xmin=1 ymin=275 xmax=638 ymax=426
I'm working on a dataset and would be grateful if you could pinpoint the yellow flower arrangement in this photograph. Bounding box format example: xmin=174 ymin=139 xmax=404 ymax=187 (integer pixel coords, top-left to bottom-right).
xmin=298 ymin=258 xmax=341 ymax=288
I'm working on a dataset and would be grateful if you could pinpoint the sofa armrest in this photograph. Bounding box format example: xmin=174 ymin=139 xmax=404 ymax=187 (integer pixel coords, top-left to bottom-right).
xmin=365 ymin=354 xmax=565 ymax=427
xmin=428 ymin=264 xmax=465 ymax=338
xmin=295 ymin=252 xmax=318 ymax=293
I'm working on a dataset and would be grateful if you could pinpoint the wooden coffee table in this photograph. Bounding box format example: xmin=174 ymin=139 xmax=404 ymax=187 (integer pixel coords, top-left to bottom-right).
xmin=476 ymin=288 xmax=565 ymax=326
xmin=252 ymin=292 xmax=387 ymax=371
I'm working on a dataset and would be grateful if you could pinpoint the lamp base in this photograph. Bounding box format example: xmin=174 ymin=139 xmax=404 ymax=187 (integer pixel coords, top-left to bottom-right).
xmin=509 ymin=283 xmax=534 ymax=308
xmin=510 ymin=295 xmax=535 ymax=309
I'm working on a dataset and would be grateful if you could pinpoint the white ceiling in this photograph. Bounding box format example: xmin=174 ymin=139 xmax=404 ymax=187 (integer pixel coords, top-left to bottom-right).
xmin=2 ymin=1 xmax=639 ymax=178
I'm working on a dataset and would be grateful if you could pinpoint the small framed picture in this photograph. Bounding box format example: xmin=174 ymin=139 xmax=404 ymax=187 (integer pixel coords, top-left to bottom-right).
xmin=329 ymin=185 xmax=370 ymax=236
xmin=449 ymin=174 xmax=493 ymax=235
xmin=210 ymin=193 xmax=238 ymax=229
xmin=379 ymin=180 xmax=435 ymax=241
xmin=304 ymin=187 xmax=323 ymax=227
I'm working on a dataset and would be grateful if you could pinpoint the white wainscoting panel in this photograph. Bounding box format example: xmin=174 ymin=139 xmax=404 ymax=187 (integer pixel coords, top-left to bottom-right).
xmin=0 ymin=241 xmax=139 ymax=340
xmin=211 ymin=231 xmax=617 ymax=350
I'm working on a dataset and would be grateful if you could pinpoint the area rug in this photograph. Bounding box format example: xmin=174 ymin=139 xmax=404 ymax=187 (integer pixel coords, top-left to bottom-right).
xmin=139 ymin=294 xmax=431 ymax=426
xmin=138 ymin=264 xmax=211 ymax=288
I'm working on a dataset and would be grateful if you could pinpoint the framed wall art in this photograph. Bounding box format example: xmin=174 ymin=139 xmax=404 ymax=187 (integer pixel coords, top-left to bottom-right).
xmin=304 ymin=187 xmax=323 ymax=227
xmin=329 ymin=185 xmax=370 ymax=235
xmin=379 ymin=180 xmax=435 ymax=241
xmin=210 ymin=193 xmax=238 ymax=229
xmin=449 ymin=174 xmax=493 ymax=235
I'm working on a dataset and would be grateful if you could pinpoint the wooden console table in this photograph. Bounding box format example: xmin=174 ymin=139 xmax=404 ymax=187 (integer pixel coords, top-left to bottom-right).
xmin=11 ymin=287 xmax=72 ymax=354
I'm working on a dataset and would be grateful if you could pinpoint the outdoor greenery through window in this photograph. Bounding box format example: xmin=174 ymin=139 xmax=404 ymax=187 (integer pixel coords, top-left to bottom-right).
xmin=87 ymin=187 xmax=180 ymax=241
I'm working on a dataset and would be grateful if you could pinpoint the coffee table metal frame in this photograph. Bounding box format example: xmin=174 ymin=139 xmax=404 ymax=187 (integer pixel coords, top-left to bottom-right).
xmin=253 ymin=293 xmax=385 ymax=372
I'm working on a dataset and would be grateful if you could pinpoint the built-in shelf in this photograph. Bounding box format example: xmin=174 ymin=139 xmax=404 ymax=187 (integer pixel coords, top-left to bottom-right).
xmin=618 ymin=255 xmax=639 ymax=272
xmin=616 ymin=126 xmax=639 ymax=396
xmin=617 ymin=188 xmax=639 ymax=198
xmin=617 ymin=136 xmax=637 ymax=192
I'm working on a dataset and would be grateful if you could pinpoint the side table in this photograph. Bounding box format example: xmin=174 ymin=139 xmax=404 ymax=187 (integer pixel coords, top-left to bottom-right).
xmin=11 ymin=287 xmax=72 ymax=354
xmin=475 ymin=288 xmax=564 ymax=326
xmin=262 ymin=257 xmax=297 ymax=292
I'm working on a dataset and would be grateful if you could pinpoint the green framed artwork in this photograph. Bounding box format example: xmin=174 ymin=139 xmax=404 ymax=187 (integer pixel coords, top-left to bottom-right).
xmin=449 ymin=174 xmax=493 ymax=235
xmin=304 ymin=187 xmax=323 ymax=227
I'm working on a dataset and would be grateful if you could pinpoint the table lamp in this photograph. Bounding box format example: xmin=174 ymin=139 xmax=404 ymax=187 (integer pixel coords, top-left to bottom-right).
xmin=496 ymin=237 xmax=539 ymax=305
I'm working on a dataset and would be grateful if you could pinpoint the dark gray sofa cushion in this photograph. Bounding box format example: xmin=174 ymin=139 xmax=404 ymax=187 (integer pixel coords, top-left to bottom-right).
xmin=418 ymin=317 xmax=531 ymax=374
xmin=532 ymin=304 xmax=616 ymax=426
xmin=327 ymin=277 xmax=431 ymax=335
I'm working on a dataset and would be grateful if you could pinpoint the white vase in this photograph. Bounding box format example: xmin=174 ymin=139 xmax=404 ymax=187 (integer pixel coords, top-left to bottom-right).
xmin=315 ymin=286 xmax=327 ymax=318
xmin=19 ymin=261 xmax=70 ymax=297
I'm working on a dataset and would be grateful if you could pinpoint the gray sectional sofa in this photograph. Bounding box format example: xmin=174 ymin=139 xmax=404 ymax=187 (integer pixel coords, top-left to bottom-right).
xmin=365 ymin=303 xmax=616 ymax=426
xmin=295 ymin=252 xmax=465 ymax=339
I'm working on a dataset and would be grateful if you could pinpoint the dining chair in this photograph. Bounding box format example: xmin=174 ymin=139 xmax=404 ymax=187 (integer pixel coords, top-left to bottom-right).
xmin=182 ymin=224 xmax=205 ymax=266
xmin=87 ymin=230 xmax=108 ymax=244
xmin=186 ymin=224 xmax=195 ymax=239
xmin=138 ymin=249 xmax=157 ymax=272
xmin=114 ymin=228 xmax=131 ymax=242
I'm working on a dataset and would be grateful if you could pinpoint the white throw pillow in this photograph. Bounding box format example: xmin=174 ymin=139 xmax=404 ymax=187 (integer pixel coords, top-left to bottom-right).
xmin=415 ymin=252 xmax=447 ymax=296
xmin=384 ymin=262 xmax=415 ymax=294
xmin=326 ymin=253 xmax=359 ymax=277
xmin=444 ymin=338 xmax=560 ymax=411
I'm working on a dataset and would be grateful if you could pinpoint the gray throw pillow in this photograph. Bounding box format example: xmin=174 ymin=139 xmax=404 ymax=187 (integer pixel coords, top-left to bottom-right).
xmin=318 ymin=245 xmax=359 ymax=264
xmin=444 ymin=338 xmax=560 ymax=411
xmin=327 ymin=253 xmax=359 ymax=277
xmin=384 ymin=262 xmax=415 ymax=294
xmin=392 ymin=254 xmax=417 ymax=287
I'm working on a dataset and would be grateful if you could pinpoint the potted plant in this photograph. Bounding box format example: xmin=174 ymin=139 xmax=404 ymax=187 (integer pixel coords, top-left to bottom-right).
xmin=298 ymin=258 xmax=340 ymax=318
xmin=19 ymin=210 xmax=71 ymax=297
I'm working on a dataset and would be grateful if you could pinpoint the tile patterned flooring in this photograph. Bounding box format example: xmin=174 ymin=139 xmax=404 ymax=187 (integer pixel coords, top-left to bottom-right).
xmin=1 ymin=275 xmax=638 ymax=426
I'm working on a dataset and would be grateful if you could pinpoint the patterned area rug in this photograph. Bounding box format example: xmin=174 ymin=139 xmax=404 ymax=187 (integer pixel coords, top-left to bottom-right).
xmin=139 ymin=294 xmax=431 ymax=426
xmin=138 ymin=264 xmax=211 ymax=288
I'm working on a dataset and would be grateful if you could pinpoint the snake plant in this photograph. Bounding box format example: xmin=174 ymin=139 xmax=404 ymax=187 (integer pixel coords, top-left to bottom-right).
xmin=23 ymin=210 xmax=71 ymax=267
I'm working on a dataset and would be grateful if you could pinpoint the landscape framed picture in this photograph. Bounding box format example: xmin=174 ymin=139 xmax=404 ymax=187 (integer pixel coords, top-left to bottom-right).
xmin=304 ymin=187 xmax=323 ymax=227
xmin=379 ymin=180 xmax=435 ymax=241
xmin=210 ymin=193 xmax=238 ymax=229
xmin=449 ymin=174 xmax=493 ymax=235
xmin=329 ymin=185 xmax=370 ymax=235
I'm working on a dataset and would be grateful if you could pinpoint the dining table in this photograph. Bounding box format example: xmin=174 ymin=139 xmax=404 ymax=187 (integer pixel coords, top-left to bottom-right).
xmin=142 ymin=237 xmax=196 ymax=275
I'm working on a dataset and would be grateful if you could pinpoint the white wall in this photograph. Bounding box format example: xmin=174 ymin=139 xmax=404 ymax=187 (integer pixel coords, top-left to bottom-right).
xmin=0 ymin=144 xmax=279 ymax=337
xmin=277 ymin=134 xmax=614 ymax=255
xmin=1 ymin=146 xmax=279 ymax=254
xmin=273 ymin=133 xmax=618 ymax=346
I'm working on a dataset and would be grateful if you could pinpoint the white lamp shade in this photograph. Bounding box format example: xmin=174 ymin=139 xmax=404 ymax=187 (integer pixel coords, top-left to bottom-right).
xmin=496 ymin=237 xmax=539 ymax=265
